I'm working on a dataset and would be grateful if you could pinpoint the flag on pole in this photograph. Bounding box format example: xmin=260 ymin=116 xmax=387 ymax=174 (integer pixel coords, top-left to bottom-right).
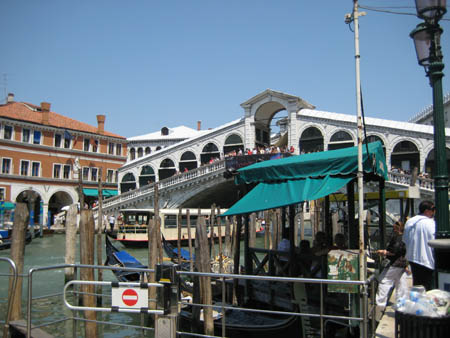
xmin=64 ymin=130 xmax=73 ymax=140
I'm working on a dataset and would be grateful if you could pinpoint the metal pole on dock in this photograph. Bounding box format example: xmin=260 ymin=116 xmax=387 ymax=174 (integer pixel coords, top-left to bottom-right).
xmin=96 ymin=169 xmax=103 ymax=306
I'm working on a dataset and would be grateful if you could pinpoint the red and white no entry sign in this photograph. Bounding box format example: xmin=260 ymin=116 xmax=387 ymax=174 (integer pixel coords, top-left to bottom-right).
xmin=112 ymin=286 xmax=147 ymax=309
xmin=122 ymin=288 xmax=138 ymax=306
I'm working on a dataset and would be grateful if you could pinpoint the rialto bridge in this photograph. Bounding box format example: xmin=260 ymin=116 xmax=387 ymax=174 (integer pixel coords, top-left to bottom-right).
xmin=101 ymin=89 xmax=450 ymax=214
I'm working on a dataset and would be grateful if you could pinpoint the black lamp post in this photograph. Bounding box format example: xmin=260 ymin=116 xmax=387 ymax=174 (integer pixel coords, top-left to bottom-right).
xmin=410 ymin=0 xmax=450 ymax=290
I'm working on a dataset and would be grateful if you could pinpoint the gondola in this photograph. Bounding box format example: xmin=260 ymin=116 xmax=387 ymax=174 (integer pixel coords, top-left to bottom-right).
xmin=104 ymin=234 xmax=147 ymax=282
xmin=0 ymin=229 xmax=34 ymax=251
xmin=178 ymin=304 xmax=300 ymax=338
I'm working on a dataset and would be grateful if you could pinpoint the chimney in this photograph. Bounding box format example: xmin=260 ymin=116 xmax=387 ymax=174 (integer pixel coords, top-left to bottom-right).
xmin=40 ymin=102 xmax=51 ymax=125
xmin=7 ymin=93 xmax=14 ymax=103
xmin=197 ymin=120 xmax=201 ymax=131
xmin=97 ymin=114 xmax=106 ymax=135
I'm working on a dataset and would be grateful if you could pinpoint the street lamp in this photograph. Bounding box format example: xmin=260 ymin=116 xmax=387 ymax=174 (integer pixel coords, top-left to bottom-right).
xmin=410 ymin=0 xmax=450 ymax=290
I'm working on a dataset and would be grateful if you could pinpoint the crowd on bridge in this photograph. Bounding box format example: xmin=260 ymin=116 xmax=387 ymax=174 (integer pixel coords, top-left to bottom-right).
xmin=225 ymin=145 xmax=295 ymax=157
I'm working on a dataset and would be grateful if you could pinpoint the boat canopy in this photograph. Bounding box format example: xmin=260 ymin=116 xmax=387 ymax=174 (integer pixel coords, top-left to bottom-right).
xmin=222 ymin=141 xmax=387 ymax=217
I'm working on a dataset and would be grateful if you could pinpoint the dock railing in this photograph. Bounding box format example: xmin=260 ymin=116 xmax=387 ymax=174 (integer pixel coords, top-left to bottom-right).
xmin=0 ymin=257 xmax=17 ymax=338
xmin=2 ymin=262 xmax=376 ymax=338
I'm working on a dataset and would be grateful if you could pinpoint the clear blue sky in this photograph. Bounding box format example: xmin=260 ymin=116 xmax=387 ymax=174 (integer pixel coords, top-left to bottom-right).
xmin=1 ymin=1 xmax=449 ymax=138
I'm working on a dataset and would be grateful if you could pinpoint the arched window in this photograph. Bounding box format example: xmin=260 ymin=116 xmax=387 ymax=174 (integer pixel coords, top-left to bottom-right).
xmin=424 ymin=147 xmax=450 ymax=178
xmin=391 ymin=141 xmax=420 ymax=173
xmin=137 ymin=147 xmax=143 ymax=158
xmin=120 ymin=173 xmax=136 ymax=193
xmin=223 ymin=134 xmax=244 ymax=156
xmin=145 ymin=147 xmax=151 ymax=155
xmin=159 ymin=158 xmax=176 ymax=180
xmin=139 ymin=165 xmax=155 ymax=187
xmin=156 ymin=146 xmax=162 ymax=151
xmin=364 ymin=135 xmax=386 ymax=156
xmin=328 ymin=131 xmax=354 ymax=150
xmin=299 ymin=127 xmax=324 ymax=153
xmin=179 ymin=151 xmax=197 ymax=172
xmin=201 ymin=143 xmax=220 ymax=165
xmin=161 ymin=127 xmax=169 ymax=136
xmin=130 ymin=148 xmax=136 ymax=161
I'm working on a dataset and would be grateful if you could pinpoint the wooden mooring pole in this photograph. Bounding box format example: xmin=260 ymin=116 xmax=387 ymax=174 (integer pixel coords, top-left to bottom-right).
xmin=79 ymin=209 xmax=97 ymax=337
xmin=8 ymin=203 xmax=29 ymax=321
xmin=96 ymin=169 xmax=103 ymax=306
xmin=65 ymin=204 xmax=78 ymax=283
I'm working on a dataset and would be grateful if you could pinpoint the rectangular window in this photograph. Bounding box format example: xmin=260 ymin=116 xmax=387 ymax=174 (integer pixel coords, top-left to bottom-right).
xmin=91 ymin=167 xmax=98 ymax=182
xmin=64 ymin=137 xmax=71 ymax=149
xmin=115 ymin=170 xmax=118 ymax=183
xmin=82 ymin=167 xmax=90 ymax=181
xmin=92 ymin=140 xmax=98 ymax=153
xmin=116 ymin=144 xmax=122 ymax=156
xmin=0 ymin=188 xmax=5 ymax=201
xmin=4 ymin=125 xmax=12 ymax=140
xmin=33 ymin=130 xmax=41 ymax=145
xmin=54 ymin=134 xmax=62 ymax=148
xmin=53 ymin=164 xmax=61 ymax=178
xmin=22 ymin=129 xmax=30 ymax=143
xmin=84 ymin=139 xmax=90 ymax=152
xmin=108 ymin=143 xmax=115 ymax=155
xmin=107 ymin=169 xmax=114 ymax=183
xmin=31 ymin=162 xmax=40 ymax=177
xmin=2 ymin=158 xmax=11 ymax=174
xmin=63 ymin=165 xmax=71 ymax=179
xmin=20 ymin=161 xmax=29 ymax=176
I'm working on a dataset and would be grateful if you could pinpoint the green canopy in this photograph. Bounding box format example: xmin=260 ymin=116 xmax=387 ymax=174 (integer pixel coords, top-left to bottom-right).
xmin=83 ymin=188 xmax=118 ymax=197
xmin=222 ymin=141 xmax=387 ymax=217
xmin=0 ymin=201 xmax=15 ymax=210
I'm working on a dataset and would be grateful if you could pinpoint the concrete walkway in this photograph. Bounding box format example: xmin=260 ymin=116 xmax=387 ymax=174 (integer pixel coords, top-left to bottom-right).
xmin=375 ymin=275 xmax=413 ymax=338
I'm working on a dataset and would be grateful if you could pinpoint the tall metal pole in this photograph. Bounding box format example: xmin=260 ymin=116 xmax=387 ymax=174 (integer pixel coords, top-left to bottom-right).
xmin=352 ymin=0 xmax=367 ymax=284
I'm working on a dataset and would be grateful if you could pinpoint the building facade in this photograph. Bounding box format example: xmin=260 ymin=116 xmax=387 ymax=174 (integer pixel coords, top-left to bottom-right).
xmin=0 ymin=93 xmax=127 ymax=226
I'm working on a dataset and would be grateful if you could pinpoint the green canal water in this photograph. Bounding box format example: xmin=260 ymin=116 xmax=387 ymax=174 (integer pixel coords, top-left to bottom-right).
xmin=0 ymin=233 xmax=267 ymax=337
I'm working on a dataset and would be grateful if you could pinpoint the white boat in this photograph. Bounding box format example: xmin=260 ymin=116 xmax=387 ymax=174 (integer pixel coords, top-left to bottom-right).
xmin=113 ymin=208 xmax=230 ymax=247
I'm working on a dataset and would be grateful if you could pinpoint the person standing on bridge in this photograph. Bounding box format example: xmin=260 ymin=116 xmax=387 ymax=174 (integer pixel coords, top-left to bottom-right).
xmin=402 ymin=200 xmax=436 ymax=290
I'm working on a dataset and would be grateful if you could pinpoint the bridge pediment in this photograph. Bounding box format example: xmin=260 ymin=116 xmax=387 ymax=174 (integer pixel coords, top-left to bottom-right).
xmin=240 ymin=89 xmax=315 ymax=118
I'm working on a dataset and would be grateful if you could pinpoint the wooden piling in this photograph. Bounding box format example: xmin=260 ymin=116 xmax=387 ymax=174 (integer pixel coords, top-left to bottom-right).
xmin=177 ymin=208 xmax=182 ymax=264
xmin=216 ymin=206 xmax=223 ymax=273
xmin=79 ymin=209 xmax=97 ymax=337
xmin=224 ymin=216 xmax=231 ymax=257
xmin=195 ymin=216 xmax=213 ymax=336
xmin=8 ymin=203 xmax=29 ymax=321
xmin=65 ymin=204 xmax=78 ymax=283
xmin=154 ymin=185 xmax=163 ymax=263
xmin=209 ymin=204 xmax=216 ymax=259
xmin=148 ymin=183 xmax=159 ymax=311
xmin=249 ymin=213 xmax=256 ymax=248
xmin=186 ymin=209 xmax=193 ymax=271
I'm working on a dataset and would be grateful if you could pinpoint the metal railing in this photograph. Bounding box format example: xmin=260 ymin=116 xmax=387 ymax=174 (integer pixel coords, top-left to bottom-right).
xmin=0 ymin=257 xmax=17 ymax=338
xmin=1 ymin=260 xmax=377 ymax=338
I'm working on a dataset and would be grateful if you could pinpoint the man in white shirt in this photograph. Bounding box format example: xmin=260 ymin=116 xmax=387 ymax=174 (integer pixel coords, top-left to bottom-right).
xmin=402 ymin=200 xmax=436 ymax=290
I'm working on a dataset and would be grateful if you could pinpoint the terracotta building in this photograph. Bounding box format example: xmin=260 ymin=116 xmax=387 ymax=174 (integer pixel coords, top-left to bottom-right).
xmin=0 ymin=93 xmax=127 ymax=226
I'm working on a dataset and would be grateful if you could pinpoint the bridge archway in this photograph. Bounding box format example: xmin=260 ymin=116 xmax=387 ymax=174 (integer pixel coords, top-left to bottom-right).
xmin=299 ymin=126 xmax=324 ymax=153
xmin=145 ymin=147 xmax=151 ymax=155
xmin=121 ymin=172 xmax=137 ymax=193
xmin=201 ymin=142 xmax=220 ymax=165
xmin=159 ymin=158 xmax=176 ymax=180
xmin=48 ymin=191 xmax=73 ymax=225
xmin=223 ymin=134 xmax=244 ymax=156
xmin=424 ymin=147 xmax=450 ymax=177
xmin=328 ymin=130 xmax=355 ymax=150
xmin=364 ymin=134 xmax=386 ymax=156
xmin=179 ymin=151 xmax=197 ymax=172
xmin=254 ymin=102 xmax=287 ymax=148
xmin=391 ymin=140 xmax=420 ymax=173
xmin=139 ymin=165 xmax=156 ymax=187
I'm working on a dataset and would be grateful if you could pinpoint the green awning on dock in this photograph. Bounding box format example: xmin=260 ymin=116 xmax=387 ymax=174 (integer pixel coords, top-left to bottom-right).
xmin=82 ymin=188 xmax=118 ymax=197
xmin=222 ymin=141 xmax=387 ymax=217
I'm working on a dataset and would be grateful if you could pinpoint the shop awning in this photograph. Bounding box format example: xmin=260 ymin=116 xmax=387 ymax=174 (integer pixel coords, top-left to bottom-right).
xmin=83 ymin=188 xmax=118 ymax=197
xmin=222 ymin=142 xmax=387 ymax=217
xmin=0 ymin=201 xmax=15 ymax=210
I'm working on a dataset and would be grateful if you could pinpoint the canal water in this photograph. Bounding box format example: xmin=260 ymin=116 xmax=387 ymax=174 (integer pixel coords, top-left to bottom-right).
xmin=0 ymin=233 xmax=266 ymax=337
